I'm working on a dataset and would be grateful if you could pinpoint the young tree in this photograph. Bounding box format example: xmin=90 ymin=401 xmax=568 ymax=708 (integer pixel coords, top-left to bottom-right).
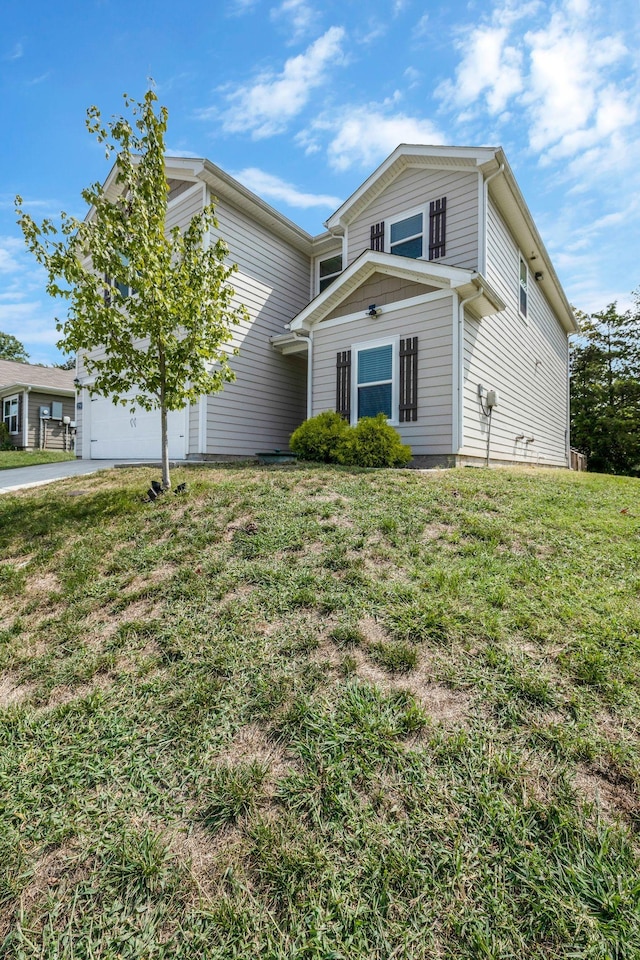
xmin=570 ymin=302 xmax=640 ymax=475
xmin=16 ymin=89 xmax=247 ymax=488
xmin=0 ymin=331 xmax=29 ymax=363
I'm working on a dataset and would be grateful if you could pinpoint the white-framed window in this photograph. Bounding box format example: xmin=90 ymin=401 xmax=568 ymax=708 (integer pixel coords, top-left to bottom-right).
xmin=318 ymin=253 xmax=343 ymax=293
xmin=352 ymin=337 xmax=399 ymax=424
xmin=388 ymin=210 xmax=424 ymax=259
xmin=519 ymin=255 xmax=528 ymax=319
xmin=2 ymin=395 xmax=19 ymax=434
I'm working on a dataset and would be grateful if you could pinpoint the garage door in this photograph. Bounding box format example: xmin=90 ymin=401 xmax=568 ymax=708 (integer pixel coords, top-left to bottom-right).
xmin=89 ymin=396 xmax=186 ymax=460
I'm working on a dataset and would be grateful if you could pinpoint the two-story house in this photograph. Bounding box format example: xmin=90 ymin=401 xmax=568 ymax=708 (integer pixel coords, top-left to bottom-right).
xmin=75 ymin=144 xmax=578 ymax=467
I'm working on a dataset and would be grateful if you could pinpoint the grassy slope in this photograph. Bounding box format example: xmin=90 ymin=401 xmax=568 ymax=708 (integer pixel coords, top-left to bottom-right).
xmin=0 ymin=451 xmax=75 ymax=471
xmin=0 ymin=464 xmax=638 ymax=959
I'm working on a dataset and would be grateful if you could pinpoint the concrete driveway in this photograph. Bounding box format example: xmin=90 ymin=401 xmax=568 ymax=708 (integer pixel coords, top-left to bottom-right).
xmin=0 ymin=459 xmax=124 ymax=495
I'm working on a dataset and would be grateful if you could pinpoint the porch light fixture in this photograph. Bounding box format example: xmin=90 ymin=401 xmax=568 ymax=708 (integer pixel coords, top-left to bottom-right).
xmin=534 ymin=272 xmax=543 ymax=281
xmin=367 ymin=304 xmax=380 ymax=317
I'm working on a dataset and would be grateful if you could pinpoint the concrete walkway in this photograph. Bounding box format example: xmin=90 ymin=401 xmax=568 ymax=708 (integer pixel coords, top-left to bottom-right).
xmin=0 ymin=459 xmax=124 ymax=495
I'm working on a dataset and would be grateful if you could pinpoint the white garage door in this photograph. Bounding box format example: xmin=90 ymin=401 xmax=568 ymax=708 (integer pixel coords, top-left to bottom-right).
xmin=89 ymin=396 xmax=186 ymax=460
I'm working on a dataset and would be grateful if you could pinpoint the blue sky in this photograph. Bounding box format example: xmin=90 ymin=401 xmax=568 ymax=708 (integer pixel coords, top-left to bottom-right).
xmin=1 ymin=0 xmax=638 ymax=364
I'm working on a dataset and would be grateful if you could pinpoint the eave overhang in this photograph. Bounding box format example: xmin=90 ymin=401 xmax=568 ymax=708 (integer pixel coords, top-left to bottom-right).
xmin=289 ymin=250 xmax=505 ymax=332
xmin=325 ymin=144 xmax=497 ymax=232
xmin=0 ymin=382 xmax=75 ymax=397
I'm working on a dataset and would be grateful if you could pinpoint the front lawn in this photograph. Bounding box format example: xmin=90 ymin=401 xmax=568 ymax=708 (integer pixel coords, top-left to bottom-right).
xmin=0 ymin=450 xmax=75 ymax=470
xmin=0 ymin=464 xmax=638 ymax=958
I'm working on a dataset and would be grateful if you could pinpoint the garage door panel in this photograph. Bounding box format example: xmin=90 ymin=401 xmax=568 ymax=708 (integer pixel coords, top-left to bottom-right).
xmin=89 ymin=397 xmax=185 ymax=459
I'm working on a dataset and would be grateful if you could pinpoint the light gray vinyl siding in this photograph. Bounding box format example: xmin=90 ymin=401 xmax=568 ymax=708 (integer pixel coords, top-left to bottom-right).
xmin=203 ymin=197 xmax=310 ymax=455
xmin=312 ymin=295 xmax=454 ymax=456
xmin=346 ymin=166 xmax=480 ymax=270
xmin=460 ymin=197 xmax=569 ymax=466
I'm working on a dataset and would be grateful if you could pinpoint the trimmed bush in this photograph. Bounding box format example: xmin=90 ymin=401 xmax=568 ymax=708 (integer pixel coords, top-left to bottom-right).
xmin=336 ymin=414 xmax=412 ymax=468
xmin=290 ymin=410 xmax=350 ymax=463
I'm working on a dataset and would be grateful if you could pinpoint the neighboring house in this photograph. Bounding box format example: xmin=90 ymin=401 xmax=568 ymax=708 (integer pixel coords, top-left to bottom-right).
xmin=0 ymin=360 xmax=76 ymax=451
xmin=76 ymin=144 xmax=578 ymax=467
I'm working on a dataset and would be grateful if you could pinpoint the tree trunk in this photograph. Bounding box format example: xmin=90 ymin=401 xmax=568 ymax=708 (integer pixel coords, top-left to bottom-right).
xmin=160 ymin=401 xmax=171 ymax=490
xmin=159 ymin=349 xmax=171 ymax=490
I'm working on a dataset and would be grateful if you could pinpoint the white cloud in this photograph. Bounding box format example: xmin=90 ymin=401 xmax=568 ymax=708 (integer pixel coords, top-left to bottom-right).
xmin=270 ymin=0 xmax=318 ymax=41
xmin=4 ymin=42 xmax=23 ymax=61
xmin=303 ymin=102 xmax=445 ymax=171
xmin=233 ymin=168 xmax=341 ymax=208
xmin=523 ymin=12 xmax=634 ymax=160
xmin=208 ymin=27 xmax=346 ymax=139
xmin=0 ymin=238 xmax=24 ymax=275
xmin=0 ymin=302 xmax=60 ymax=346
xmin=413 ymin=14 xmax=429 ymax=39
xmin=436 ymin=25 xmax=524 ymax=113
xmin=438 ymin=0 xmax=637 ymax=165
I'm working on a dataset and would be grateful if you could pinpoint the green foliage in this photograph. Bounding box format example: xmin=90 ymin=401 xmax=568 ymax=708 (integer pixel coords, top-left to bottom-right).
xmin=0 ymin=332 xmax=29 ymax=363
xmin=336 ymin=413 xmax=412 ymax=467
xmin=571 ymin=300 xmax=640 ymax=475
xmin=289 ymin=410 xmax=350 ymax=462
xmin=16 ymin=88 xmax=248 ymax=489
xmin=290 ymin=411 xmax=412 ymax=467
xmin=0 ymin=424 xmax=14 ymax=451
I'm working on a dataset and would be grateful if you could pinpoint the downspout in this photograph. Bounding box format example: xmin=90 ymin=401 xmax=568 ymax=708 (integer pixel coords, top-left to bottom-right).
xmin=293 ymin=331 xmax=313 ymax=420
xmin=456 ymin=286 xmax=484 ymax=458
xmin=481 ymin=163 xmax=504 ymax=275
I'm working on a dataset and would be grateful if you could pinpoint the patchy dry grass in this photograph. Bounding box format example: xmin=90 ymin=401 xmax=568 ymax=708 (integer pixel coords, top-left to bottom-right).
xmin=0 ymin=463 xmax=639 ymax=958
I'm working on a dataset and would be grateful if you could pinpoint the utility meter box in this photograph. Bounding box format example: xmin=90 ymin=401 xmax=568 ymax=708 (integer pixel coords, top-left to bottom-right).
xmin=39 ymin=405 xmax=51 ymax=419
xmin=486 ymin=389 xmax=499 ymax=409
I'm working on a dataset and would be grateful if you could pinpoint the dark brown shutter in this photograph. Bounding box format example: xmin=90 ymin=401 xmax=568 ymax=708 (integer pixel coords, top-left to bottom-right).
xmin=399 ymin=337 xmax=418 ymax=422
xmin=104 ymin=273 xmax=112 ymax=306
xmin=336 ymin=350 xmax=351 ymax=421
xmin=370 ymin=221 xmax=385 ymax=252
xmin=429 ymin=198 xmax=446 ymax=259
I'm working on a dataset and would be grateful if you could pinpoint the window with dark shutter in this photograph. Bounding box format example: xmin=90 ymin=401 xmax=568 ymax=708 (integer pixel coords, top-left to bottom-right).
xmin=399 ymin=337 xmax=418 ymax=422
xmin=370 ymin=221 xmax=385 ymax=252
xmin=336 ymin=350 xmax=352 ymax=421
xmin=429 ymin=197 xmax=446 ymax=259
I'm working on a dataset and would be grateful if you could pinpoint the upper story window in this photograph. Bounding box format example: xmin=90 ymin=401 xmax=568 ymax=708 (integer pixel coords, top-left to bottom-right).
xmin=385 ymin=198 xmax=447 ymax=261
xmin=389 ymin=213 xmax=423 ymax=259
xmin=318 ymin=254 xmax=343 ymax=293
xmin=519 ymin=256 xmax=528 ymax=319
xmin=3 ymin=395 xmax=19 ymax=434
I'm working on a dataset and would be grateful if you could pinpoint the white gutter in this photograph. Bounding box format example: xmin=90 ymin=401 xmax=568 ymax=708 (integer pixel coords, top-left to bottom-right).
xmin=455 ymin=286 xmax=485 ymax=453
xmin=481 ymin=163 xmax=504 ymax=275
xmin=293 ymin=332 xmax=313 ymax=419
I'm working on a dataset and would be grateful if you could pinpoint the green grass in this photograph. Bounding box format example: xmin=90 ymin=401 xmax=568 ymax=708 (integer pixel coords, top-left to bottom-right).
xmin=0 ymin=463 xmax=639 ymax=958
xmin=0 ymin=450 xmax=75 ymax=470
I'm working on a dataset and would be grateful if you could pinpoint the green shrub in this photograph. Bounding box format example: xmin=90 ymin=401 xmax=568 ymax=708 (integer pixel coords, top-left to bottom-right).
xmin=290 ymin=410 xmax=350 ymax=462
xmin=0 ymin=423 xmax=13 ymax=451
xmin=336 ymin=414 xmax=412 ymax=468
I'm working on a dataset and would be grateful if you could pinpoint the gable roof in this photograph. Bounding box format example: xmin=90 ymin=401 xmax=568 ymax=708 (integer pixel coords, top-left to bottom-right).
xmin=0 ymin=359 xmax=75 ymax=395
xmin=323 ymin=143 xmax=577 ymax=335
xmin=289 ymin=250 xmax=505 ymax=331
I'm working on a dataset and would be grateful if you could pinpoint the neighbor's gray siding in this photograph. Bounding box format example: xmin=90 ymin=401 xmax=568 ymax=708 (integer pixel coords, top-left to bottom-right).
xmin=25 ymin=392 xmax=75 ymax=451
xmin=346 ymin=166 xmax=480 ymax=270
xmin=312 ymin=294 xmax=454 ymax=456
xmin=460 ymin=197 xmax=569 ymax=466
xmin=202 ymin=195 xmax=310 ymax=455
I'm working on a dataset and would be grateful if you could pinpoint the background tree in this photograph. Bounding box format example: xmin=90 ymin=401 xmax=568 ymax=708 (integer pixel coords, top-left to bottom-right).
xmin=0 ymin=331 xmax=29 ymax=363
xmin=570 ymin=301 xmax=640 ymax=475
xmin=16 ymin=89 xmax=247 ymax=488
